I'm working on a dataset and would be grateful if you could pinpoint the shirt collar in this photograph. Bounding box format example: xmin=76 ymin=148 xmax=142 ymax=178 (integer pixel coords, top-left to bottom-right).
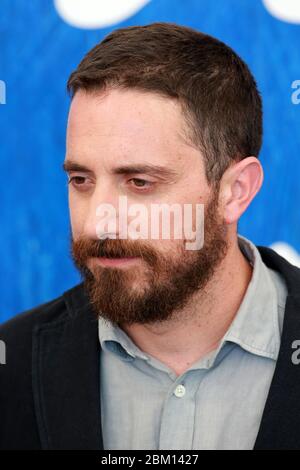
xmin=98 ymin=234 xmax=282 ymax=363
xmin=98 ymin=316 xmax=148 ymax=362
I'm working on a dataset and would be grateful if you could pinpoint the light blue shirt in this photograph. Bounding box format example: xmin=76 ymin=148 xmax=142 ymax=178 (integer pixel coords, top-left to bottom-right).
xmin=99 ymin=234 xmax=288 ymax=450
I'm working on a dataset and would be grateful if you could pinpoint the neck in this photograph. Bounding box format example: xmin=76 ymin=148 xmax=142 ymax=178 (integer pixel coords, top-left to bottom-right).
xmin=120 ymin=235 xmax=253 ymax=376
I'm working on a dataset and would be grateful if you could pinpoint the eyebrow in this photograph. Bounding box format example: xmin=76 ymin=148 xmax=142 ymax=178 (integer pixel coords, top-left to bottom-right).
xmin=62 ymin=160 xmax=94 ymax=174
xmin=62 ymin=160 xmax=179 ymax=181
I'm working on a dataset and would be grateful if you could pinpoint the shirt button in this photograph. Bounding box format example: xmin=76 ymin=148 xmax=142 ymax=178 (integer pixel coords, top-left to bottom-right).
xmin=174 ymin=384 xmax=186 ymax=398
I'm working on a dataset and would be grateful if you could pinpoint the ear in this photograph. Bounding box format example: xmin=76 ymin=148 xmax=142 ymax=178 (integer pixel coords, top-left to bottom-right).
xmin=219 ymin=157 xmax=264 ymax=225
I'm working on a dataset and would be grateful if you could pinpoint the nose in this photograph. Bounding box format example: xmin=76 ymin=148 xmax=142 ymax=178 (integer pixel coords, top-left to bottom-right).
xmin=82 ymin=182 xmax=119 ymax=240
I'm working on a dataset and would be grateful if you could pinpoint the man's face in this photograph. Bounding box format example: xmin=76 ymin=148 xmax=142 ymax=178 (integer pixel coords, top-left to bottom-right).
xmin=66 ymin=88 xmax=229 ymax=326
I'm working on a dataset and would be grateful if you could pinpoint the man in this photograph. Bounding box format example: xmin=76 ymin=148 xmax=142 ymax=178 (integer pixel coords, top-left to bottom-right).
xmin=1 ymin=22 xmax=300 ymax=450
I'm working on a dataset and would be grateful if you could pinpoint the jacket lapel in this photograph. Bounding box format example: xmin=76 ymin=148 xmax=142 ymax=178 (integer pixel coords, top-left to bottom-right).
xmin=254 ymin=246 xmax=300 ymax=449
xmin=32 ymin=284 xmax=103 ymax=450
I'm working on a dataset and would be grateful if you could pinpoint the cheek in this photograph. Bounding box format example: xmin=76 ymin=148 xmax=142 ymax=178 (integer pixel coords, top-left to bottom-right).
xmin=68 ymin=194 xmax=86 ymax=238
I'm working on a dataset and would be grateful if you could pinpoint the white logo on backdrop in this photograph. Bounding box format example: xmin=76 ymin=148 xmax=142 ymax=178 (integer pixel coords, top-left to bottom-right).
xmin=54 ymin=0 xmax=300 ymax=29
xmin=263 ymin=0 xmax=300 ymax=24
xmin=54 ymin=0 xmax=151 ymax=29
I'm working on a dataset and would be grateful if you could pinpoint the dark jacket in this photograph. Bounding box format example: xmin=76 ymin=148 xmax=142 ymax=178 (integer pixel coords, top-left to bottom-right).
xmin=1 ymin=245 xmax=300 ymax=450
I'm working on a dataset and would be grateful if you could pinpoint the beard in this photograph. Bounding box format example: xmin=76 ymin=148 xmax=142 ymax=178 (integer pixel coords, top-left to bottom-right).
xmin=71 ymin=191 xmax=229 ymax=327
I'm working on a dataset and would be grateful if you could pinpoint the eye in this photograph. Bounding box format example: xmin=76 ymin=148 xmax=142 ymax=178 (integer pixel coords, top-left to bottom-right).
xmin=128 ymin=178 xmax=154 ymax=191
xmin=68 ymin=175 xmax=92 ymax=191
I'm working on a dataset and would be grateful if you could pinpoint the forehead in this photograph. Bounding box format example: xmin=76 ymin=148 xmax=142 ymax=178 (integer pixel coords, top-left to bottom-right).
xmin=66 ymin=88 xmax=199 ymax=171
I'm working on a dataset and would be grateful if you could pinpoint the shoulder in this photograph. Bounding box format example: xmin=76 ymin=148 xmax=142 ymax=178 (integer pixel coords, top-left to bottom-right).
xmin=0 ymin=293 xmax=67 ymax=343
xmin=257 ymin=245 xmax=300 ymax=292
xmin=0 ymin=283 xmax=84 ymax=370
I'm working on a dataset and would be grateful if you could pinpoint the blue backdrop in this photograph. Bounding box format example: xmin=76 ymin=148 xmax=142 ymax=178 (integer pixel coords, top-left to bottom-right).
xmin=1 ymin=0 xmax=300 ymax=322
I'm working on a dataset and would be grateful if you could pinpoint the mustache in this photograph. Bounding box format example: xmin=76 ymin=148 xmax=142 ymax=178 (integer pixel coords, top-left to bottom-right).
xmin=71 ymin=237 xmax=158 ymax=265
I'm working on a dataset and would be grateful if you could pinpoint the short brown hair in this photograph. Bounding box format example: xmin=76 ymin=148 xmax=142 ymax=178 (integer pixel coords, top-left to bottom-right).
xmin=67 ymin=22 xmax=262 ymax=185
